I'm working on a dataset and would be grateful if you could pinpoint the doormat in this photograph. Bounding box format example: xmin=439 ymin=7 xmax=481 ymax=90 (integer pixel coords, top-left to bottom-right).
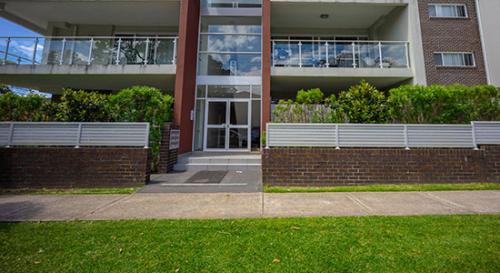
xmin=186 ymin=171 xmax=228 ymax=184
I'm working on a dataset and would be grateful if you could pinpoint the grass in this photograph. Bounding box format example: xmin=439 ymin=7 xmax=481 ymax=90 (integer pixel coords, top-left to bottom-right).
xmin=0 ymin=187 xmax=139 ymax=195
xmin=265 ymin=182 xmax=500 ymax=193
xmin=0 ymin=215 xmax=499 ymax=272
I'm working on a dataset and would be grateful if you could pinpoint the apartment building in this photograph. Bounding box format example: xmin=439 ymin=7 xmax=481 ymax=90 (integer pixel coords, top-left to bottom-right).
xmin=0 ymin=0 xmax=498 ymax=155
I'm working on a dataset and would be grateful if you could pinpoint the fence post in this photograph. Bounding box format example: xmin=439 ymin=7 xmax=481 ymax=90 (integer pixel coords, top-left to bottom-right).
xmin=325 ymin=41 xmax=329 ymax=67
xmin=335 ymin=124 xmax=340 ymax=149
xmin=298 ymin=41 xmax=302 ymax=67
xmin=59 ymin=38 xmax=66 ymax=65
xmin=75 ymin=123 xmax=82 ymax=148
xmin=144 ymin=38 xmax=150 ymax=65
xmin=405 ymin=42 xmax=410 ymax=68
xmin=404 ymin=125 xmax=410 ymax=150
xmin=272 ymin=40 xmax=276 ymax=67
xmin=6 ymin=123 xmax=14 ymax=148
xmin=266 ymin=123 xmax=269 ymax=148
xmin=144 ymin=123 xmax=150 ymax=148
xmin=352 ymin=42 xmax=356 ymax=68
xmin=471 ymin=122 xmax=478 ymax=150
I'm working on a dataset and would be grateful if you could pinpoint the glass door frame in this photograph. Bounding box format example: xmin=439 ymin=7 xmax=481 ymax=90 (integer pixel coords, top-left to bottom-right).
xmin=203 ymin=98 xmax=251 ymax=152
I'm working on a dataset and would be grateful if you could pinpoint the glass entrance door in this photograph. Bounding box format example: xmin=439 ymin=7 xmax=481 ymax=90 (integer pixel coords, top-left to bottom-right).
xmin=205 ymin=99 xmax=250 ymax=151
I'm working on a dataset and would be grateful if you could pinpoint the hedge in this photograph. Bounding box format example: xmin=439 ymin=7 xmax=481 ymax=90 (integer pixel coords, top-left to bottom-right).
xmin=272 ymin=82 xmax=500 ymax=124
xmin=0 ymin=86 xmax=173 ymax=171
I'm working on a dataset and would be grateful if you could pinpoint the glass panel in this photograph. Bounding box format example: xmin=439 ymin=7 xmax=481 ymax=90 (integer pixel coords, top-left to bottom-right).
xmin=329 ymin=42 xmax=354 ymax=68
xmin=62 ymin=39 xmax=92 ymax=65
xmin=4 ymin=38 xmax=40 ymax=64
xmin=229 ymin=128 xmax=248 ymax=149
xmin=230 ymin=101 xmax=248 ymax=125
xmin=207 ymin=128 xmax=226 ymax=149
xmin=464 ymin=54 xmax=474 ymax=66
xmin=251 ymin=85 xmax=261 ymax=99
xmin=0 ymin=38 xmax=6 ymax=63
xmin=207 ymin=85 xmax=250 ymax=98
xmin=44 ymin=38 xmax=64 ymax=65
xmin=194 ymin=99 xmax=206 ymax=151
xmin=202 ymin=0 xmax=262 ymax=8
xmin=118 ymin=38 xmax=148 ymax=65
xmin=272 ymin=41 xmax=299 ymax=67
xmin=357 ymin=43 xmax=379 ymax=68
xmin=198 ymin=53 xmax=261 ymax=76
xmin=428 ymin=5 xmax=437 ymax=17
xmin=207 ymin=101 xmax=227 ymax=125
xmin=381 ymin=43 xmax=407 ymax=68
xmin=91 ymin=39 xmax=114 ymax=65
xmin=433 ymin=53 xmax=443 ymax=66
xmin=151 ymin=38 xmax=175 ymax=64
xmin=442 ymin=53 xmax=464 ymax=66
xmin=197 ymin=85 xmax=206 ymax=98
xmin=200 ymin=34 xmax=261 ymax=52
xmin=200 ymin=17 xmax=261 ymax=34
xmin=251 ymin=100 xmax=261 ymax=149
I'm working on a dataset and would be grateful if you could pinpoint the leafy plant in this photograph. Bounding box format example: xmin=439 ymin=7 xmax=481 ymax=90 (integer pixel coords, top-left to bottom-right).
xmin=273 ymin=89 xmax=332 ymax=123
xmin=335 ymin=80 xmax=389 ymax=123
xmin=0 ymin=92 xmax=48 ymax=121
xmin=54 ymin=89 xmax=111 ymax=122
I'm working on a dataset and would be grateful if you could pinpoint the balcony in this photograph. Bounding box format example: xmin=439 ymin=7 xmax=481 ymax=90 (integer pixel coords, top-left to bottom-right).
xmin=0 ymin=36 xmax=178 ymax=93
xmin=272 ymin=39 xmax=409 ymax=69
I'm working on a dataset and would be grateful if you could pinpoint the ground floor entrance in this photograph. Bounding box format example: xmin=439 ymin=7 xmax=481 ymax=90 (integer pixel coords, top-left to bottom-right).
xmin=205 ymin=99 xmax=251 ymax=151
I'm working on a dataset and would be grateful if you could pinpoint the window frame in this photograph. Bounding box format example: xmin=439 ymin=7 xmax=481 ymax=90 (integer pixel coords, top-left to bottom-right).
xmin=428 ymin=4 xmax=469 ymax=19
xmin=433 ymin=52 xmax=476 ymax=68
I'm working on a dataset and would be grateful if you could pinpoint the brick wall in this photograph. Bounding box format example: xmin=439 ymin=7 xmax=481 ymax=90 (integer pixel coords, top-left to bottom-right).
xmin=262 ymin=146 xmax=500 ymax=186
xmin=158 ymin=123 xmax=179 ymax=173
xmin=0 ymin=147 xmax=151 ymax=188
xmin=418 ymin=0 xmax=487 ymax=85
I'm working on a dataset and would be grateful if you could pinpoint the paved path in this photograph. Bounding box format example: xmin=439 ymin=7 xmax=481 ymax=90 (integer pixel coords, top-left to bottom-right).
xmin=1 ymin=191 xmax=499 ymax=221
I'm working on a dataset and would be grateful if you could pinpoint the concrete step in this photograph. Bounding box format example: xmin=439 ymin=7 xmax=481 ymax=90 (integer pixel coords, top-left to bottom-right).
xmin=173 ymin=152 xmax=261 ymax=172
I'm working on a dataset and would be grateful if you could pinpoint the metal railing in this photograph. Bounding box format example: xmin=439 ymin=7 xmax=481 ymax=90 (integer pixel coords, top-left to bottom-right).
xmin=0 ymin=36 xmax=178 ymax=66
xmin=0 ymin=122 xmax=150 ymax=148
xmin=271 ymin=39 xmax=410 ymax=68
xmin=266 ymin=122 xmax=500 ymax=149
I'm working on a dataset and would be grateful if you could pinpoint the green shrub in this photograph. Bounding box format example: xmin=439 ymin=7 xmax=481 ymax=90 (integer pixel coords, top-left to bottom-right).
xmin=388 ymin=84 xmax=500 ymax=123
xmin=54 ymin=89 xmax=111 ymax=122
xmin=109 ymin=86 xmax=174 ymax=170
xmin=296 ymin=88 xmax=324 ymax=104
xmin=0 ymin=92 xmax=48 ymax=121
xmin=334 ymin=80 xmax=389 ymax=123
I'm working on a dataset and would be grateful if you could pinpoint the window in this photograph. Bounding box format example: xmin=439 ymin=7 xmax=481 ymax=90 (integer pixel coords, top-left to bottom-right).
xmin=429 ymin=4 xmax=468 ymax=18
xmin=434 ymin=52 xmax=475 ymax=67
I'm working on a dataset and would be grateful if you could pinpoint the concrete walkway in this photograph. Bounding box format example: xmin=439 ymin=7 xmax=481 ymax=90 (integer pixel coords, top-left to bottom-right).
xmin=1 ymin=191 xmax=499 ymax=221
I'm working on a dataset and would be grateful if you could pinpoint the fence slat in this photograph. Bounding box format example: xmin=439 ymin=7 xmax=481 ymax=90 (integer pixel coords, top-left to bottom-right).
xmin=0 ymin=122 xmax=149 ymax=147
xmin=267 ymin=122 xmax=499 ymax=148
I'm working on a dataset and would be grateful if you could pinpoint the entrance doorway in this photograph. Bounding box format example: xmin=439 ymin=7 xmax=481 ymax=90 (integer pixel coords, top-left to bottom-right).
xmin=204 ymin=99 xmax=250 ymax=151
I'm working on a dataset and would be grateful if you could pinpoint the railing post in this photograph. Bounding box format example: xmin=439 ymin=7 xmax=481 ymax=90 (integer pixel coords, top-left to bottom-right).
xmin=32 ymin=37 xmax=39 ymax=65
xmin=335 ymin=124 xmax=340 ymax=149
xmin=471 ymin=122 xmax=479 ymax=150
xmin=116 ymin=38 xmax=122 ymax=65
xmin=325 ymin=42 xmax=329 ymax=67
xmin=87 ymin=38 xmax=94 ymax=65
xmin=378 ymin=41 xmax=383 ymax=69
xmin=60 ymin=38 xmax=66 ymax=65
xmin=6 ymin=123 xmax=14 ymax=148
xmin=404 ymin=125 xmax=410 ymax=150
xmin=172 ymin=38 xmax=177 ymax=64
xmin=298 ymin=41 xmax=302 ymax=67
xmin=405 ymin=42 xmax=410 ymax=68
xmin=144 ymin=38 xmax=150 ymax=65
xmin=352 ymin=42 xmax=356 ymax=68
xmin=75 ymin=123 xmax=82 ymax=148
xmin=3 ymin=37 xmax=10 ymax=64
xmin=272 ymin=40 xmax=276 ymax=67
xmin=153 ymin=38 xmax=158 ymax=64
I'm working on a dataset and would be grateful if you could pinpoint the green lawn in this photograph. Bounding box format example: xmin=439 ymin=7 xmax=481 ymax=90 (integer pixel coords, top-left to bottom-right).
xmin=0 ymin=187 xmax=140 ymax=195
xmin=265 ymin=183 xmax=500 ymax=193
xmin=1 ymin=215 xmax=499 ymax=272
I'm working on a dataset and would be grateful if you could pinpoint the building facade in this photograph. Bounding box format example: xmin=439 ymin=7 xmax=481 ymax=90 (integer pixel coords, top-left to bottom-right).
xmin=0 ymin=0 xmax=498 ymax=154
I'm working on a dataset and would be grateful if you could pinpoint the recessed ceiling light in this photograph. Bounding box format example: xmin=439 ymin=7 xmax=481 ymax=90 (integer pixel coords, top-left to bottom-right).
xmin=320 ymin=14 xmax=329 ymax=19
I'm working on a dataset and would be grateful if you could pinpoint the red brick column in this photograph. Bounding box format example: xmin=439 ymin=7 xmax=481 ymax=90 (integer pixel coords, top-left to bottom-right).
xmin=261 ymin=0 xmax=272 ymax=132
xmin=158 ymin=123 xmax=179 ymax=173
xmin=173 ymin=0 xmax=200 ymax=154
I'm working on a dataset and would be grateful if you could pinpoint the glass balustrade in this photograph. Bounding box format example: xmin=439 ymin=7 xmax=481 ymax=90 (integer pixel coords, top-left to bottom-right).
xmin=0 ymin=37 xmax=178 ymax=66
xmin=272 ymin=40 xmax=410 ymax=68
